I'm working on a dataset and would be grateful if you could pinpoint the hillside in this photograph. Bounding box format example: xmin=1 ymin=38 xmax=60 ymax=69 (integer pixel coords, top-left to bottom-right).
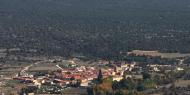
xmin=0 ymin=0 xmax=190 ymax=58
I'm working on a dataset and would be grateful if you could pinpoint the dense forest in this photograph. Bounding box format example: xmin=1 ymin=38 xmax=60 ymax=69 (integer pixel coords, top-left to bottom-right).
xmin=0 ymin=0 xmax=190 ymax=58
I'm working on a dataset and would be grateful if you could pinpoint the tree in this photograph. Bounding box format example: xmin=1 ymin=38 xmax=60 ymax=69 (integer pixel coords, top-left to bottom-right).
xmin=87 ymin=87 xmax=93 ymax=95
xmin=20 ymin=86 xmax=38 ymax=95
xmin=136 ymin=82 xmax=145 ymax=91
xmin=142 ymin=72 xmax=151 ymax=80
xmin=144 ymin=79 xmax=157 ymax=89
xmin=112 ymin=81 xmax=120 ymax=94
xmin=115 ymin=90 xmax=125 ymax=95
xmin=97 ymin=69 xmax=103 ymax=84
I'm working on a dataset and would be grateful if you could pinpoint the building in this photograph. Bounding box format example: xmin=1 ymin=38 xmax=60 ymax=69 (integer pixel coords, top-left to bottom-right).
xmin=128 ymin=50 xmax=161 ymax=57
xmin=112 ymin=76 xmax=123 ymax=81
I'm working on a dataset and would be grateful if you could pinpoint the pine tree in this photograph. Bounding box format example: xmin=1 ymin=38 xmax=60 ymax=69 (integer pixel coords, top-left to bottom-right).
xmin=97 ymin=69 xmax=103 ymax=84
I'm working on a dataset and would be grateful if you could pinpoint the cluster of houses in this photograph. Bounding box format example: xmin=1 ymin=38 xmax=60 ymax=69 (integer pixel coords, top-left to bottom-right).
xmin=147 ymin=64 xmax=185 ymax=72
xmin=12 ymin=58 xmax=188 ymax=95
xmin=12 ymin=60 xmax=142 ymax=93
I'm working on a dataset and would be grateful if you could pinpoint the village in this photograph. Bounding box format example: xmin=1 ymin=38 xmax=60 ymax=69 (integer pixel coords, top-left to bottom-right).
xmin=1 ymin=50 xmax=190 ymax=95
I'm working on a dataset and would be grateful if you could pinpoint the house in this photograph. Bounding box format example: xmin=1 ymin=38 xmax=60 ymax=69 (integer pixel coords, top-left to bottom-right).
xmin=81 ymin=78 xmax=88 ymax=83
xmin=112 ymin=76 xmax=123 ymax=82
xmin=33 ymin=79 xmax=42 ymax=88
xmin=120 ymin=63 xmax=129 ymax=68
xmin=28 ymin=93 xmax=35 ymax=95
xmin=132 ymin=75 xmax=143 ymax=80
xmin=125 ymin=75 xmax=132 ymax=78
xmin=111 ymin=71 xmax=116 ymax=76
xmin=127 ymin=50 xmax=161 ymax=57
xmin=176 ymin=67 xmax=184 ymax=71
xmin=175 ymin=80 xmax=190 ymax=87
xmin=114 ymin=66 xmax=122 ymax=73
xmin=80 ymin=81 xmax=88 ymax=87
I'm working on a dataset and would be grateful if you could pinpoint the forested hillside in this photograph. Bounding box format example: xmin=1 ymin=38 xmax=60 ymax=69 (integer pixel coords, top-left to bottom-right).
xmin=0 ymin=0 xmax=190 ymax=58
